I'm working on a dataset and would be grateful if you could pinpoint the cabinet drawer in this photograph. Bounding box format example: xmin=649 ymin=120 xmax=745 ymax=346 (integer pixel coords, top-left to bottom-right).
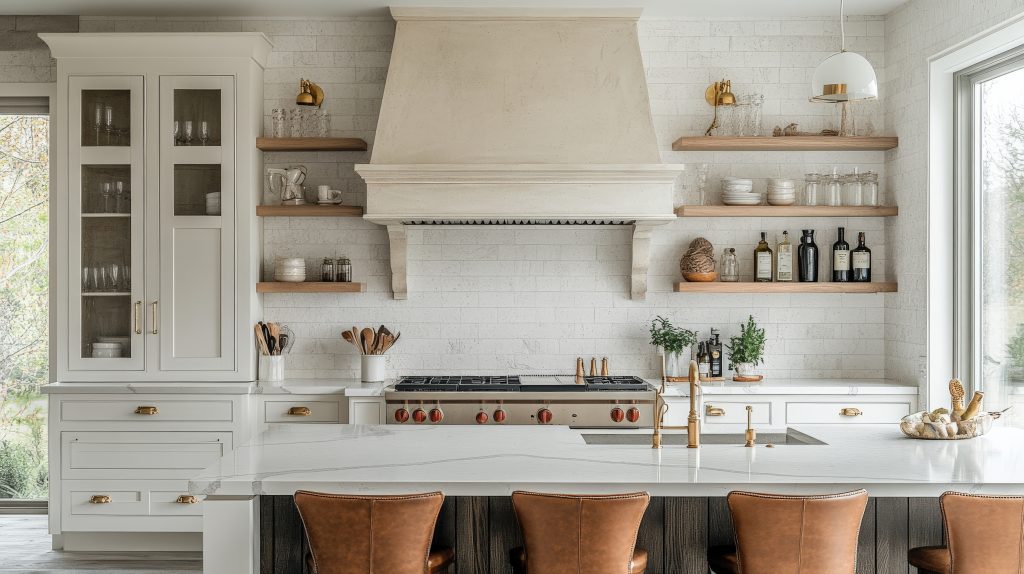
xmin=63 ymin=479 xmax=204 ymax=532
xmin=62 ymin=431 xmax=231 ymax=479
xmin=263 ymin=399 xmax=342 ymax=423
xmin=703 ymin=401 xmax=772 ymax=425
xmin=60 ymin=399 xmax=234 ymax=423
xmin=786 ymin=401 xmax=911 ymax=424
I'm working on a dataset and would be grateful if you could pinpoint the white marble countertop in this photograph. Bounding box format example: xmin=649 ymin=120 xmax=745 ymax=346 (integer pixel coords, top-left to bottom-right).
xmin=189 ymin=423 xmax=1024 ymax=498
xmin=42 ymin=381 xmax=257 ymax=394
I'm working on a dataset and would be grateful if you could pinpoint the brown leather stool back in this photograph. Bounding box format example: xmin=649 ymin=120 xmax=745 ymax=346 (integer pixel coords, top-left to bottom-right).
xmin=294 ymin=490 xmax=444 ymax=574
xmin=727 ymin=489 xmax=868 ymax=574
xmin=942 ymin=492 xmax=1024 ymax=573
xmin=511 ymin=491 xmax=649 ymax=574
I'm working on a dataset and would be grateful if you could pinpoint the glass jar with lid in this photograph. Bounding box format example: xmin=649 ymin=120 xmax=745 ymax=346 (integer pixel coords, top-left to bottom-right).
xmin=720 ymin=248 xmax=739 ymax=282
xmin=320 ymin=258 xmax=335 ymax=282
xmin=861 ymin=171 xmax=879 ymax=206
xmin=336 ymin=257 xmax=352 ymax=283
xmin=843 ymin=168 xmax=863 ymax=206
xmin=825 ymin=168 xmax=842 ymax=207
xmin=803 ymin=173 xmax=821 ymax=206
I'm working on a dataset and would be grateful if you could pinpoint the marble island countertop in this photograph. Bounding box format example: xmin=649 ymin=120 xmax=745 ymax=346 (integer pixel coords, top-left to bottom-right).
xmin=189 ymin=423 xmax=1024 ymax=498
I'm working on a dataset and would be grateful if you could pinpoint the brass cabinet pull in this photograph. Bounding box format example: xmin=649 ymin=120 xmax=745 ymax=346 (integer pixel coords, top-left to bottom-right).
xmin=150 ymin=301 xmax=158 ymax=334
xmin=89 ymin=495 xmax=111 ymax=504
xmin=135 ymin=406 xmax=159 ymax=415
xmin=134 ymin=301 xmax=142 ymax=335
xmin=176 ymin=495 xmax=199 ymax=504
xmin=840 ymin=407 xmax=863 ymax=417
xmin=288 ymin=406 xmax=312 ymax=416
xmin=705 ymin=404 xmax=726 ymax=417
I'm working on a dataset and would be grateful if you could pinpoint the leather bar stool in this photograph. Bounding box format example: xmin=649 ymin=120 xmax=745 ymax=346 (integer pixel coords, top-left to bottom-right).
xmin=509 ymin=491 xmax=650 ymax=574
xmin=909 ymin=491 xmax=1024 ymax=574
xmin=293 ymin=490 xmax=455 ymax=574
xmin=707 ymin=489 xmax=868 ymax=574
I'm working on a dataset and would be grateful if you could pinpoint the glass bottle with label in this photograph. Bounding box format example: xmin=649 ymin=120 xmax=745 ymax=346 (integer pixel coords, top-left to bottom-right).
xmin=798 ymin=229 xmax=819 ymax=282
xmin=697 ymin=342 xmax=710 ymax=379
xmin=754 ymin=232 xmax=773 ymax=282
xmin=832 ymin=227 xmax=851 ymax=282
xmin=852 ymin=232 xmax=872 ymax=282
xmin=775 ymin=231 xmax=793 ymax=282
xmin=721 ymin=248 xmax=739 ymax=282
xmin=709 ymin=329 xmax=723 ymax=378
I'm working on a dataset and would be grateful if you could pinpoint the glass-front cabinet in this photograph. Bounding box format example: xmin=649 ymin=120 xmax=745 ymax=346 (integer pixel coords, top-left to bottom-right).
xmin=68 ymin=76 xmax=145 ymax=371
xmin=158 ymin=76 xmax=235 ymax=371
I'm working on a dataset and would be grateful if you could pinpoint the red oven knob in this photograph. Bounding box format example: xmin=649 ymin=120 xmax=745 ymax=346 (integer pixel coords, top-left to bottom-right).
xmin=412 ymin=409 xmax=427 ymax=423
xmin=493 ymin=409 xmax=507 ymax=423
xmin=476 ymin=411 xmax=489 ymax=424
xmin=429 ymin=408 xmax=444 ymax=423
xmin=626 ymin=407 xmax=641 ymax=423
xmin=537 ymin=408 xmax=553 ymax=424
xmin=394 ymin=408 xmax=410 ymax=423
xmin=610 ymin=407 xmax=625 ymax=423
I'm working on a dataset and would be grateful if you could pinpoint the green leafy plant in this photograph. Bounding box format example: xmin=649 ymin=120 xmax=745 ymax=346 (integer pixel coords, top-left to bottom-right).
xmin=649 ymin=316 xmax=697 ymax=354
xmin=727 ymin=315 xmax=766 ymax=368
xmin=1008 ymin=324 xmax=1024 ymax=370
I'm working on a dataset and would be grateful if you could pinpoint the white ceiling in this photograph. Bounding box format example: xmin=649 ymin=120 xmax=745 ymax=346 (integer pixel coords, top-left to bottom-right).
xmin=1 ymin=0 xmax=911 ymax=18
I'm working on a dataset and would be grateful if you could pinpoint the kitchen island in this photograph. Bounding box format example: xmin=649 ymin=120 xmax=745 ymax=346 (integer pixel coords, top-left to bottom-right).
xmin=193 ymin=423 xmax=1024 ymax=574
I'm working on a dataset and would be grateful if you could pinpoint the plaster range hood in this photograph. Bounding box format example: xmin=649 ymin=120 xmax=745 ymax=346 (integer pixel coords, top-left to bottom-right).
xmin=355 ymin=7 xmax=683 ymax=300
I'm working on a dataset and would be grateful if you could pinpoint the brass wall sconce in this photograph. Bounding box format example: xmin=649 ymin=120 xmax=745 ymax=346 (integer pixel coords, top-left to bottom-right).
xmin=704 ymin=79 xmax=736 ymax=136
xmin=296 ymin=79 xmax=324 ymax=107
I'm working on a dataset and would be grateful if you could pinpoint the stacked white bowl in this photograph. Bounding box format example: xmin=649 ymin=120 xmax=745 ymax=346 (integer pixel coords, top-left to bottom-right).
xmin=767 ymin=179 xmax=797 ymax=205
xmin=206 ymin=192 xmax=222 ymax=215
xmin=274 ymin=257 xmax=307 ymax=282
xmin=721 ymin=177 xmax=759 ymax=205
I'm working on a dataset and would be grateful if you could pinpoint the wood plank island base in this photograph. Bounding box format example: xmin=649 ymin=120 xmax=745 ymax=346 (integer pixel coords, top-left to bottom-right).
xmin=193 ymin=425 xmax=1024 ymax=574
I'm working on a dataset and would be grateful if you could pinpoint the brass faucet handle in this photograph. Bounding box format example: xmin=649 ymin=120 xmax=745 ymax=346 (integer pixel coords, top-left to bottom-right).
xmin=744 ymin=405 xmax=756 ymax=447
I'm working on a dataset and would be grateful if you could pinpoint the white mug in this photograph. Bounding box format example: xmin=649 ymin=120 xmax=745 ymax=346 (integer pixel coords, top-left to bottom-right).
xmin=316 ymin=185 xmax=343 ymax=203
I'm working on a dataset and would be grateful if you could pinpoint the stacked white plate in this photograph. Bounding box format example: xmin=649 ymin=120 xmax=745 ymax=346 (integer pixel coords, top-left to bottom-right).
xmin=206 ymin=192 xmax=222 ymax=215
xmin=721 ymin=177 xmax=760 ymax=205
xmin=274 ymin=257 xmax=307 ymax=282
xmin=767 ymin=179 xmax=797 ymax=206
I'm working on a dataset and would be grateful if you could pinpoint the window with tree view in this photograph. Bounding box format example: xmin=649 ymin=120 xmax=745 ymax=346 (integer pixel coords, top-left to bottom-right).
xmin=0 ymin=112 xmax=49 ymax=500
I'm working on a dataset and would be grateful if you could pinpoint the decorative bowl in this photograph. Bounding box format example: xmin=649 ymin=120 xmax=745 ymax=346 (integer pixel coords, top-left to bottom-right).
xmin=683 ymin=271 xmax=718 ymax=282
xmin=899 ymin=411 xmax=997 ymax=440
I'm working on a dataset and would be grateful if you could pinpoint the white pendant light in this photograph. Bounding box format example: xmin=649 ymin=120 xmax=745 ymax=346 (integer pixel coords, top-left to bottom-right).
xmin=810 ymin=0 xmax=878 ymax=102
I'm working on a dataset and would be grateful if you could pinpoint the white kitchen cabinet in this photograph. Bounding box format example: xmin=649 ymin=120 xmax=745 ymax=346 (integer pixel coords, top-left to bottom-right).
xmin=347 ymin=396 xmax=386 ymax=424
xmin=45 ymin=33 xmax=270 ymax=382
xmin=259 ymin=397 xmax=345 ymax=426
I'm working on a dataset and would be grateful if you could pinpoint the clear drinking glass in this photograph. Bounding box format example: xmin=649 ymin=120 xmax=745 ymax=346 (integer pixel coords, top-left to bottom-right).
xmin=288 ymin=109 xmax=303 ymax=138
xmin=316 ymin=109 xmax=330 ymax=137
xmin=173 ymin=120 xmax=181 ymax=145
xmin=107 ymin=263 xmax=121 ymax=292
xmin=721 ymin=248 xmax=739 ymax=282
xmin=272 ymin=109 xmax=286 ymax=138
xmin=696 ymin=163 xmax=710 ymax=206
xmin=861 ymin=171 xmax=879 ymax=206
xmin=199 ymin=120 xmax=210 ymax=146
xmin=183 ymin=120 xmax=194 ymax=145
xmin=82 ymin=266 xmax=90 ymax=290
xmin=748 ymin=94 xmax=765 ymax=136
xmin=803 ymin=173 xmax=821 ymax=206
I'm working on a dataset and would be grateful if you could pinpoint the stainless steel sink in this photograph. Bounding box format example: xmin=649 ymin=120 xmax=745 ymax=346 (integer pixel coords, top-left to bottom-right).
xmin=581 ymin=429 xmax=825 ymax=446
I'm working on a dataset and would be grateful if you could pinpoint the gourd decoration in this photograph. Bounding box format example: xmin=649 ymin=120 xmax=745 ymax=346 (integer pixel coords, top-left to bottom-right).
xmin=680 ymin=237 xmax=717 ymax=282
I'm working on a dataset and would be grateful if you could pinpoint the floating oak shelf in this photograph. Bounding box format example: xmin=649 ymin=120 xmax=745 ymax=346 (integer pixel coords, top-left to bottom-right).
xmin=673 ymin=282 xmax=897 ymax=294
xmin=671 ymin=136 xmax=899 ymax=152
xmin=256 ymin=205 xmax=363 ymax=217
xmin=255 ymin=137 xmax=368 ymax=152
xmin=676 ymin=205 xmax=898 ymax=217
xmin=257 ymin=282 xmax=366 ymax=293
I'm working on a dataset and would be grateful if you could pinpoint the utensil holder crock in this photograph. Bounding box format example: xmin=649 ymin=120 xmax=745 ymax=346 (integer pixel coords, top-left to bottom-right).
xmin=259 ymin=355 xmax=285 ymax=385
xmin=361 ymin=355 xmax=386 ymax=382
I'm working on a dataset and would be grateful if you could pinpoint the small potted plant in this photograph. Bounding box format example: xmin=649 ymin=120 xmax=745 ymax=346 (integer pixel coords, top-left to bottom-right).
xmin=649 ymin=316 xmax=697 ymax=378
xmin=727 ymin=315 xmax=766 ymax=378
xmin=1007 ymin=324 xmax=1024 ymax=384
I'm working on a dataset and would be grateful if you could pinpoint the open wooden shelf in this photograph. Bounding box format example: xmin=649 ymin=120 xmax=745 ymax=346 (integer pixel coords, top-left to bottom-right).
xmin=676 ymin=205 xmax=898 ymax=217
xmin=256 ymin=137 xmax=368 ymax=152
xmin=257 ymin=282 xmax=366 ymax=293
xmin=673 ymin=282 xmax=897 ymax=294
xmin=671 ymin=136 xmax=898 ymax=152
xmin=256 ymin=205 xmax=363 ymax=217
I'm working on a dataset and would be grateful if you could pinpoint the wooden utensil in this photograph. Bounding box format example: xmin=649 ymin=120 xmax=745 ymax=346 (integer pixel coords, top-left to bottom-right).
xmin=254 ymin=324 xmax=269 ymax=355
xmin=360 ymin=327 xmax=376 ymax=356
xmin=341 ymin=330 xmax=360 ymax=352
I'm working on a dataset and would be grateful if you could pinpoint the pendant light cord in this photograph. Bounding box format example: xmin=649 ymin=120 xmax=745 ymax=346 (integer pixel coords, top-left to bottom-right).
xmin=840 ymin=0 xmax=846 ymax=52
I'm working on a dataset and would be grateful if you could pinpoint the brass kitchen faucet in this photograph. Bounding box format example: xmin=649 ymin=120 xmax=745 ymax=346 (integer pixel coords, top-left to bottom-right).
xmin=652 ymin=357 xmax=701 ymax=449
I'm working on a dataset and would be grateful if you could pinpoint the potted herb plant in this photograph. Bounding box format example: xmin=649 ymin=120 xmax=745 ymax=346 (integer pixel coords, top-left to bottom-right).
xmin=649 ymin=316 xmax=697 ymax=378
xmin=1007 ymin=324 xmax=1024 ymax=384
xmin=727 ymin=315 xmax=766 ymax=377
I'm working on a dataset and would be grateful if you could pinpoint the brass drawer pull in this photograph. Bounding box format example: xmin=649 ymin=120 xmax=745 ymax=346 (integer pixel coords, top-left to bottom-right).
xmin=89 ymin=495 xmax=111 ymax=504
xmin=840 ymin=407 xmax=863 ymax=417
xmin=134 ymin=301 xmax=142 ymax=335
xmin=705 ymin=404 xmax=726 ymax=417
xmin=135 ymin=406 xmax=159 ymax=415
xmin=288 ymin=406 xmax=312 ymax=416
xmin=150 ymin=301 xmax=159 ymax=335
xmin=176 ymin=495 xmax=199 ymax=504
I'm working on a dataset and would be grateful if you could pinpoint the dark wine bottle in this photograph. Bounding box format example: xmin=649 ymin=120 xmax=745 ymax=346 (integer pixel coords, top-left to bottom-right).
xmin=832 ymin=227 xmax=851 ymax=282
xmin=797 ymin=229 xmax=819 ymax=282
xmin=852 ymin=232 xmax=871 ymax=282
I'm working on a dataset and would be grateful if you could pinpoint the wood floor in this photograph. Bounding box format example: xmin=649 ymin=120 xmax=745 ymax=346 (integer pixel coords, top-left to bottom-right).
xmin=0 ymin=515 xmax=201 ymax=573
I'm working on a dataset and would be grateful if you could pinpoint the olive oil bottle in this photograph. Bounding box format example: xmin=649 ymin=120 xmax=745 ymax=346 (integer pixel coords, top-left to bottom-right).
xmin=754 ymin=232 xmax=773 ymax=282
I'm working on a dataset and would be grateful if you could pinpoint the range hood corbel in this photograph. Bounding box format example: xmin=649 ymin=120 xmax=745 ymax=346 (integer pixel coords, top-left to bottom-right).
xmin=356 ymin=8 xmax=683 ymax=301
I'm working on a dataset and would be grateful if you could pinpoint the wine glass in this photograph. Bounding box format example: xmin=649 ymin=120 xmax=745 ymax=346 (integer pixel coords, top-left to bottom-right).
xmin=101 ymin=182 xmax=113 ymax=213
xmin=107 ymin=263 xmax=121 ymax=293
xmin=93 ymin=102 xmax=104 ymax=146
xmin=183 ymin=120 xmax=194 ymax=145
xmin=172 ymin=120 xmax=181 ymax=145
xmin=199 ymin=120 xmax=210 ymax=146
xmin=103 ymin=105 xmax=115 ymax=145
xmin=114 ymin=181 xmax=127 ymax=213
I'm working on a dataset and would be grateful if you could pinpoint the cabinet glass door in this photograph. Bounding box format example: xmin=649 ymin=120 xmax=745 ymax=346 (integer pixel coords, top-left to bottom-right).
xmin=68 ymin=76 xmax=145 ymax=370
xmin=158 ymin=76 xmax=235 ymax=371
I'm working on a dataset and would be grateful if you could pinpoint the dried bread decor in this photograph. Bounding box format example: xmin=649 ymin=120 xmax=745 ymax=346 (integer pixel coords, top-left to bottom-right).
xmin=680 ymin=237 xmax=717 ymax=282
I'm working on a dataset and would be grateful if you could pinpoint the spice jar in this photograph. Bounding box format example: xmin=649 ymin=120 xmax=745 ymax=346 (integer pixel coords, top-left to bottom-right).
xmin=320 ymin=258 xmax=335 ymax=282
xmin=336 ymin=257 xmax=352 ymax=282
xmin=861 ymin=171 xmax=879 ymax=206
xmin=721 ymin=248 xmax=739 ymax=282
